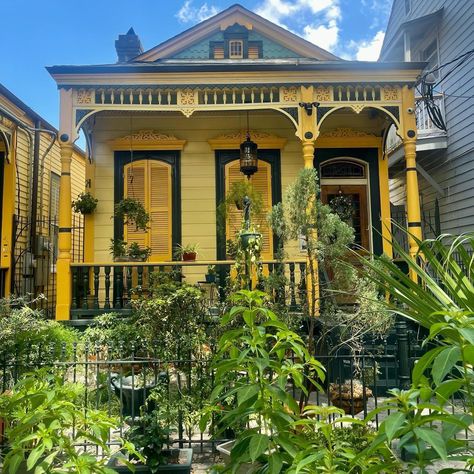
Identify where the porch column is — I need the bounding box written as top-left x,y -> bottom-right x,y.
404,137 -> 422,256
401,86 -> 423,276
56,141 -> 73,320
301,139 -> 319,316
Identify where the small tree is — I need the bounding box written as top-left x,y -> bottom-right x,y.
268,168 -> 354,353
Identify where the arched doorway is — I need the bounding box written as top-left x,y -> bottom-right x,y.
320,158 -> 371,251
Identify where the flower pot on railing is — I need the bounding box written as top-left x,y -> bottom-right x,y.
182,251 -> 196,261
239,232 -> 261,250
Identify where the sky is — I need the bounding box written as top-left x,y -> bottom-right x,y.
0,0 -> 393,130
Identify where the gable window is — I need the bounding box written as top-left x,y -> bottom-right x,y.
229,40 -> 243,59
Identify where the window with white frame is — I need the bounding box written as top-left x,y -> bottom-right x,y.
229,40 -> 243,59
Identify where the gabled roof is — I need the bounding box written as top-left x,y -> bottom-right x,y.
134,3 -> 340,62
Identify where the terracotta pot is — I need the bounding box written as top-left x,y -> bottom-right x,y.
182,252 -> 196,261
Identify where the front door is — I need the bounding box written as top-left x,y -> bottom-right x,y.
321,184 -> 370,251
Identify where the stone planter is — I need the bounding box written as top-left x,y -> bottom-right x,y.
217,441 -> 260,474
107,448 -> 193,473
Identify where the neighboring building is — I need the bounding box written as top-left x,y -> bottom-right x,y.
47,4 -> 424,321
380,0 -> 474,237
0,84 -> 85,314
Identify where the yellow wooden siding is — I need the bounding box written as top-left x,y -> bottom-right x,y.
225,160 -> 273,259
124,160 -> 172,261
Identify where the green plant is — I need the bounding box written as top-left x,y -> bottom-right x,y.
217,180 -> 265,237
288,405 -> 400,473
207,265 -> 216,275
125,404 -> 173,472
0,298 -> 78,383
132,280 -> 206,360
71,191 -> 98,214
200,290 -> 325,472
109,238 -> 128,259
173,243 -> 199,260
128,241 -> 152,261
0,370 -> 138,473
356,232 -> 474,471
268,168 -> 354,351
115,198 -> 150,231
82,312 -> 150,358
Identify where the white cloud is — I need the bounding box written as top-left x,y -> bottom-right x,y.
176,0 -> 219,24
256,0 -> 341,52
255,0 -> 299,26
303,19 -> 339,52
353,30 -> 385,61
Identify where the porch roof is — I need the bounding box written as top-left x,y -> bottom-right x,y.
47,59 -> 427,77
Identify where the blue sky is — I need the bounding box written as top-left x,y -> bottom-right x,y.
0,0 -> 392,130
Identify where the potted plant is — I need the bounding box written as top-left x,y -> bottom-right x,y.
115,198 -> 150,231
216,181 -> 265,237
110,238 -> 129,261
108,401 -> 193,473
71,191 -> 98,214
173,243 -> 198,261
128,242 -> 152,261
205,265 -> 216,283
239,227 -> 261,250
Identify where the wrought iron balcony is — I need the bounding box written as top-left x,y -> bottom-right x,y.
386,94 -> 447,161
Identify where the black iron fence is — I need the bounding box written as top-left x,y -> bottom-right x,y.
11,214 -> 84,317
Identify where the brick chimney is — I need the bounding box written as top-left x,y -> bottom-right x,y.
115,28 -> 143,63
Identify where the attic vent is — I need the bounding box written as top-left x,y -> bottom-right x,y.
214,45 -> 225,59
248,45 -> 260,59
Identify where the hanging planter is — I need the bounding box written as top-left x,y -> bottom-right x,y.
71,192 -> 98,215
239,231 -> 261,250
115,198 -> 150,231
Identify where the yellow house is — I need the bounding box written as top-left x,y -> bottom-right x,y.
47,5 -> 425,321
0,84 -> 85,316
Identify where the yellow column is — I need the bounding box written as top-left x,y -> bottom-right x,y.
56,141 -> 73,320
1,131 -> 17,296
378,147 -> 393,258
302,139 -> 315,169
401,86 -> 422,278
84,162 -> 95,263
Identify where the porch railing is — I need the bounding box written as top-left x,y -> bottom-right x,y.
70,260 -> 307,319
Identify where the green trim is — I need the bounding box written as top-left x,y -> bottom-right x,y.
215,150 -> 282,261
315,148 -> 383,256
114,151 -> 181,254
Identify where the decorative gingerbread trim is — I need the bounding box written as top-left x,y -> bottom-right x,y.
320,127 -> 376,138
208,130 -> 287,149
314,86 -> 332,102
109,129 -> 186,150
382,86 -> 399,101
76,89 -> 95,105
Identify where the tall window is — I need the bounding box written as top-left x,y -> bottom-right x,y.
123,160 -> 172,261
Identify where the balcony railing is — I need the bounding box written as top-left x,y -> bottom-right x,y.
70,260 -> 307,320
385,94 -> 446,153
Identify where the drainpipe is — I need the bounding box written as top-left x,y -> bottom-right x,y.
30,119 -> 41,255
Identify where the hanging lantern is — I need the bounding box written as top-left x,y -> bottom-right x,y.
240,111 -> 258,178
240,133 -> 258,178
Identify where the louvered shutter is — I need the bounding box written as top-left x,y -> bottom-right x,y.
149,161 -> 172,261
124,160 -> 172,262
225,160 -> 273,259
124,162 -> 147,250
